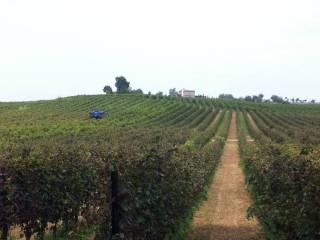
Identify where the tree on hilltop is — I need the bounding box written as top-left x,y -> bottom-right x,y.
103,85 -> 113,94
271,95 -> 285,103
219,94 -> 234,99
244,96 -> 252,101
258,94 -> 264,102
115,76 -> 130,93
155,91 -> 164,97
131,88 -> 144,94
169,88 -> 179,97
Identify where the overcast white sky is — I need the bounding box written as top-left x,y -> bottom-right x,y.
0,0 -> 319,101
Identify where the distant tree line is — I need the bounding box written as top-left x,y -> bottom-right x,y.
103,82 -> 181,98
103,78 -> 317,104
219,93 -> 317,104
219,93 -> 265,102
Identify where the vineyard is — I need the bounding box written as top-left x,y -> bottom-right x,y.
0,94 -> 320,240
238,108 -> 320,239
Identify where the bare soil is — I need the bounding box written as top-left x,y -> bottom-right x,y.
188,112 -> 264,240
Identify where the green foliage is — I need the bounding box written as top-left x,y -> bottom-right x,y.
238,108 -> 320,240
218,93 -> 234,100
103,85 -> 113,94
168,88 -> 179,97
115,76 -> 130,93
0,127 -> 228,239
0,94 -> 233,239
270,95 -> 286,103
1,94 -> 320,239
242,142 -> 320,240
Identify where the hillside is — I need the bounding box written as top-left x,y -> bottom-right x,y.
0,94 -> 320,240
1,94 -> 319,139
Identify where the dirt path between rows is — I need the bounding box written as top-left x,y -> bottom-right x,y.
188,112 -> 264,240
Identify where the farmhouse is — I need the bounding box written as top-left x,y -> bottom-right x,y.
179,89 -> 195,98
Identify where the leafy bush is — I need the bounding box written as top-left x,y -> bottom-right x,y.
242,141 -> 320,240
0,127 -> 226,239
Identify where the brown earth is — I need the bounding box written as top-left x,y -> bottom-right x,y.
188,112 -> 264,240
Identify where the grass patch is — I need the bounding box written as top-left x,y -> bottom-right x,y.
43,225 -> 99,240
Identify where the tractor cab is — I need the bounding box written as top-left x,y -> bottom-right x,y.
90,109 -> 107,119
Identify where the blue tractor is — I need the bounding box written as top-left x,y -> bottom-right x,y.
90,109 -> 107,119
